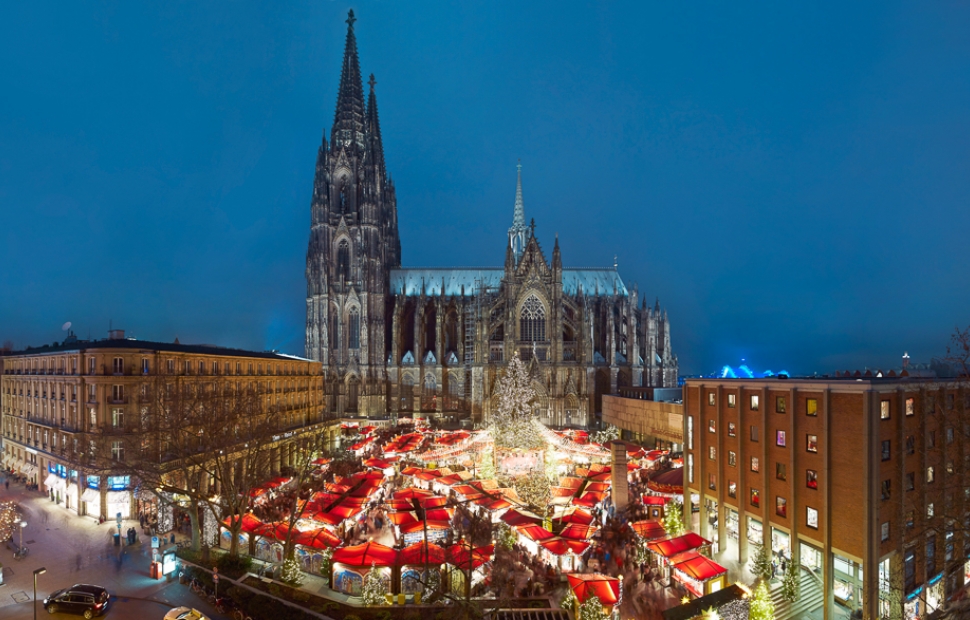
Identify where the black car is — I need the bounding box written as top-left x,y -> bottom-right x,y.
43,584 -> 110,618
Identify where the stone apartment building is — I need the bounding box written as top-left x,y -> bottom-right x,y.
683,376 -> 970,620
0,330 -> 333,521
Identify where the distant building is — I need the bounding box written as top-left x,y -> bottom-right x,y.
0,330 -> 331,521
683,376 -> 970,620
304,12 -> 678,425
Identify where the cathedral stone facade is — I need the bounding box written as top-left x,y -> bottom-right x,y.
305,13 -> 678,425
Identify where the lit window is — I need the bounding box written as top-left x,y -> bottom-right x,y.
776,396 -> 786,413
728,481 -> 737,498
928,503 -> 934,518
905,397 -> 914,416
728,422 -> 736,437
807,434 -> 818,453
776,463 -> 786,481
687,416 -> 693,450
750,489 -> 760,507
776,496 -> 787,517
751,457 -> 759,472
708,392 -> 715,406
776,430 -> 786,447
880,400 -> 890,420
727,394 -> 736,408
708,474 -> 716,491
806,469 -> 818,489
927,467 -> 935,483
806,398 -> 818,416
806,507 -> 819,529
881,522 -> 890,542
708,419 -> 716,433
687,453 -> 694,483
750,395 -> 760,410
709,446 -> 716,460
728,451 -> 736,467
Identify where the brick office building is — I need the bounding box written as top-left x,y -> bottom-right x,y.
1,330 -> 335,521
682,376 -> 970,620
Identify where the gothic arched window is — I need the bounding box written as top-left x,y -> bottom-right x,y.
422,374 -> 437,412
347,377 -> 359,413
519,295 -> 546,342
348,308 -> 360,350
337,240 -> 350,282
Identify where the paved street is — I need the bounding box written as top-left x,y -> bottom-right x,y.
0,477 -> 227,620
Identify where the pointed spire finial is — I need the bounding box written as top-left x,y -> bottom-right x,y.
346,9 -> 356,28
368,73 -> 376,92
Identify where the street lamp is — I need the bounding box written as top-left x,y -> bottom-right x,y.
33,567 -> 46,620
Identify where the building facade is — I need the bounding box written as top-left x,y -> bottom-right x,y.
305,12 -> 678,425
0,330 -> 331,521
683,377 -> 970,620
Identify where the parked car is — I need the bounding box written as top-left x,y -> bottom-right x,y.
163,607 -> 209,620
42,584 -> 110,618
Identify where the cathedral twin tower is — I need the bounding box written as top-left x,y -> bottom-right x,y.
306,12 -> 677,424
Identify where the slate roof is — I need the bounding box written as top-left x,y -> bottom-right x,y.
389,267 -> 628,297
11,338 -> 313,362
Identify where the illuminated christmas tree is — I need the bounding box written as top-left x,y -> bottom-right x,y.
748,580 -> 774,620
662,501 -> 685,537
362,563 -> 388,606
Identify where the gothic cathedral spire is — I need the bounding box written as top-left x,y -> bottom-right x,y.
508,161 -> 529,263
333,10 -> 365,144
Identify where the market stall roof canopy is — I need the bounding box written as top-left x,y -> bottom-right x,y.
566,573 -> 621,606
559,523 -> 598,541
332,542 -> 399,567
400,541 -> 446,565
646,532 -> 711,558
630,520 -> 668,540
553,507 -> 593,525
447,543 -> 495,570
540,537 -> 591,556
222,513 -> 264,534
501,508 -> 544,527
292,528 -> 342,549
646,467 -> 684,494
669,551 -> 728,581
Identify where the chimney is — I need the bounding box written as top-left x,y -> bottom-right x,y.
108,329 -> 125,340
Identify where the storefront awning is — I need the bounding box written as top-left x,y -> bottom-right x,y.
81,488 -> 100,504
670,552 -> 727,582
567,573 -> 620,606
106,490 -> 130,505
647,532 -> 710,558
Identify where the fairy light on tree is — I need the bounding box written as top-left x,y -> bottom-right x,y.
662,500 -> 686,537
577,593 -> 609,620
362,562 -> 388,606
748,580 -> 775,620
750,543 -> 774,584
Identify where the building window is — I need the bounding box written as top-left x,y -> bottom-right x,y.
905,397 -> 914,416
881,522 -> 890,542
750,395 -> 760,410
806,434 -> 818,453
776,430 -> 786,447
881,440 -> 891,461
728,451 -> 736,467
906,472 -> 915,491
927,503 -> 934,518
776,463 -> 787,481
141,359 -> 149,374
709,446 -> 716,460
776,396 -> 786,413
708,392 -> 715,406
687,453 -> 694,484
519,295 -> 546,342
806,507 -> 819,529
348,308 -> 361,349
946,427 -> 954,444
728,481 -> 737,498
112,357 -> 124,374
750,425 -> 759,442
708,474 -> 716,491
111,408 -> 124,428
927,467 -> 935,483
111,441 -> 124,462
905,511 -> 914,529
337,240 -> 351,281
947,460 -> 954,475
881,479 -> 891,500
727,394 -> 736,408
167,359 -> 175,374
112,385 -> 125,402
880,400 -> 890,420
687,416 -> 693,450
928,430 -> 936,449
806,398 -> 818,416
708,419 -> 716,433
776,496 -> 787,518
806,469 -> 818,489
905,435 -> 915,454
751,457 -> 759,472
728,422 -> 736,437
750,489 -> 760,507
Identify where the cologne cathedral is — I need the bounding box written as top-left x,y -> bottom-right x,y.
305,12 -> 678,425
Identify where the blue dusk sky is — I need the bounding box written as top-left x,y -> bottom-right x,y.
1,1 -> 968,376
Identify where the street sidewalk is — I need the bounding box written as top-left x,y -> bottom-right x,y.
0,476 -> 226,618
